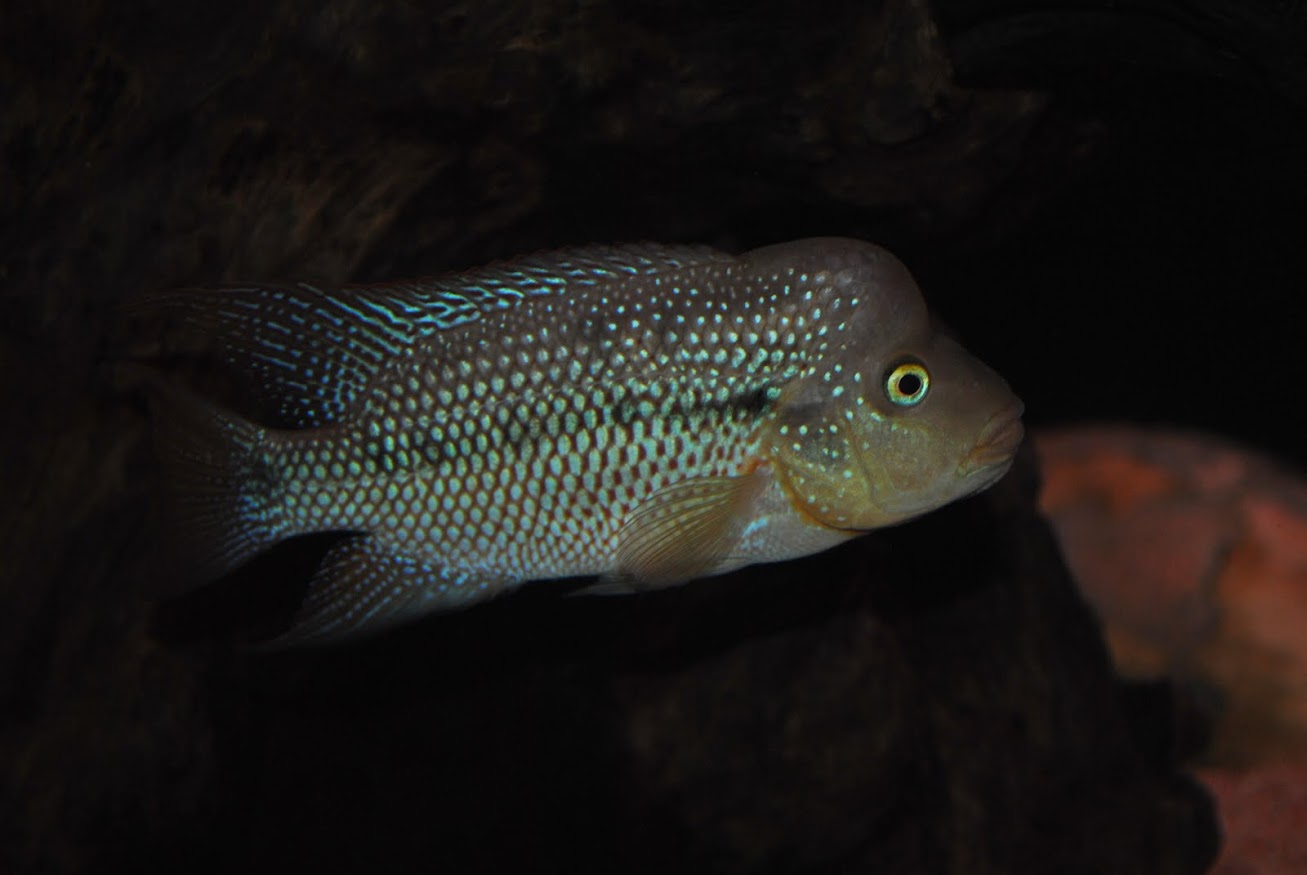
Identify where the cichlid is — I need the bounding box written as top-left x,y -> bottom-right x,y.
141,238 -> 1024,644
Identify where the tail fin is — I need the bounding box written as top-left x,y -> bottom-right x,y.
142,375 -> 282,589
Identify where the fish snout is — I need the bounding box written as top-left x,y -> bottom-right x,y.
961,402 -> 1025,473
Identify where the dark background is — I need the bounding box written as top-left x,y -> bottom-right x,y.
3,0 -> 1304,872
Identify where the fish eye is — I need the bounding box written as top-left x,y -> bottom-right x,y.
884,361 -> 929,406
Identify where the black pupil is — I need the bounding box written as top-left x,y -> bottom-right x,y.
896,372 -> 922,397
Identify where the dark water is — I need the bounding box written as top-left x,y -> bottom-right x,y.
5,1 -> 1303,873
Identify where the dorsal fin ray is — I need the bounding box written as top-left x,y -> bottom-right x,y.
136,283 -> 430,429
136,243 -> 732,428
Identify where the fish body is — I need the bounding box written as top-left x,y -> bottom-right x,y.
144,238 -> 1023,644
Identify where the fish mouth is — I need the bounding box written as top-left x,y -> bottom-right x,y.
960,401 -> 1026,473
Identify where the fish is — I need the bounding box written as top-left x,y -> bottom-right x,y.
138,238 -> 1024,645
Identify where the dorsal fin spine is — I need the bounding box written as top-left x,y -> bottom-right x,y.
140,242 -> 736,428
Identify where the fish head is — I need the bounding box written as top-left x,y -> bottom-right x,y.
761,243 -> 1024,532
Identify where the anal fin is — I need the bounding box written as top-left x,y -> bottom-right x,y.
264,536 -> 502,647
615,468 -> 769,590
566,580 -> 639,598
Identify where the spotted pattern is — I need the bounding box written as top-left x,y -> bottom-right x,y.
263,257 -> 857,599
145,237 -> 1030,643
152,244 -> 734,428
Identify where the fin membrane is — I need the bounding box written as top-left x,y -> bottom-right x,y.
134,283 -> 427,428
615,470 -> 767,589
144,374 -> 278,589
132,244 -> 733,429
566,580 -> 639,598
455,243 -> 733,297
266,536 -> 502,647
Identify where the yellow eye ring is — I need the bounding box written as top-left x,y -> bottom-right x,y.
884,361 -> 929,406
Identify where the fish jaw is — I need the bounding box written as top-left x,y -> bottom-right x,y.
960,401 -> 1026,474
948,400 -> 1025,498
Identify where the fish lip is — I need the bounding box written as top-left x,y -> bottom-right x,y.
962,401 -> 1026,472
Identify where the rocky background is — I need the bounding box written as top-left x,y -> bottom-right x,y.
1039,427 -> 1307,874
4,0 -> 1305,872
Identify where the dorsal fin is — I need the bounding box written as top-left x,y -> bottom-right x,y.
136,282 -> 432,428
136,243 -> 732,428
396,242 -> 733,316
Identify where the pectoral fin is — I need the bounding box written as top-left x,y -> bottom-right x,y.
615,468 -> 768,589
264,536 -> 502,647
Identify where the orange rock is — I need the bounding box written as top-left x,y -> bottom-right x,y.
1201,762 -> 1307,875
1035,426 -> 1307,768
1038,426 -> 1307,874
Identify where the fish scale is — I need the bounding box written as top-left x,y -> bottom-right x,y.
141,238 -> 1025,644
278,261 -> 815,569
